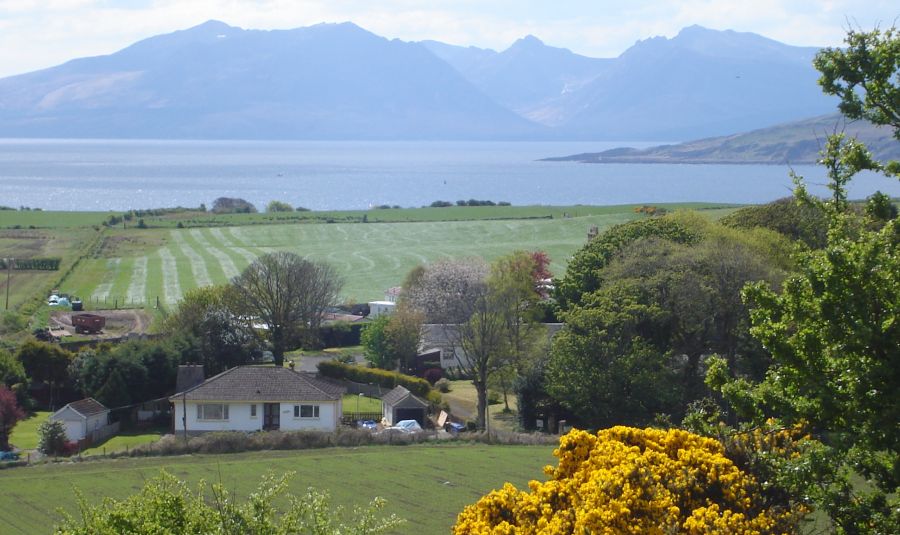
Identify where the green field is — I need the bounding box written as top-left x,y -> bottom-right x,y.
63,211 -> 644,306
2,203 -> 739,315
0,444 -> 554,534
8,411 -> 50,450
343,394 -> 383,414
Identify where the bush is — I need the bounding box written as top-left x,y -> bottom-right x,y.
266,200 -> 294,213
422,367 -> 443,385
54,471 -> 404,534
317,360 -> 431,397
37,419 -> 68,456
435,378 -> 451,393
453,427 -> 803,533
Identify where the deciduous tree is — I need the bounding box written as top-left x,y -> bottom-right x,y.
0,385 -> 24,450
229,252 -> 343,366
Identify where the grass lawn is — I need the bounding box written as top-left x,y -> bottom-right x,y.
443,381 -> 518,433
342,394 -> 382,415
80,428 -> 166,456
9,411 -> 50,451
0,443 -> 555,534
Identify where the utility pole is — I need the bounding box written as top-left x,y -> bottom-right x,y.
4,258 -> 11,310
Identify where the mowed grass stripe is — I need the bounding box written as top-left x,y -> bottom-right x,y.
91,258 -> 120,300
143,253 -> 164,307
0,444 -> 554,535
191,228 -> 241,280
125,256 -> 148,303
158,247 -> 182,305
209,227 -> 257,265
171,230 -> 212,288
227,227 -> 273,257
181,229 -> 229,284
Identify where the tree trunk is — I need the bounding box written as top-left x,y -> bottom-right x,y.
475,380 -> 488,431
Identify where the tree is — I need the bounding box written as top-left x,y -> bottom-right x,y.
266,200 -> 294,213
211,197 -> 257,214
16,340 -> 72,409
0,385 -> 24,450
37,418 -> 68,455
709,26 -> 900,533
55,471 -> 403,535
0,348 -> 25,387
454,427 -> 802,534
383,303 -> 424,373
166,286 -> 261,375
361,314 -> 393,369
229,252 -> 343,366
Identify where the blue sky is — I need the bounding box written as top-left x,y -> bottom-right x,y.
0,0 -> 896,78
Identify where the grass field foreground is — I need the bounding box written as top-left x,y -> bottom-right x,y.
8,411 -> 50,451
0,443 -> 554,534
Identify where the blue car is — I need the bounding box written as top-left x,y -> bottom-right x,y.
357,420 -> 378,431
0,451 -> 20,461
444,422 -> 466,434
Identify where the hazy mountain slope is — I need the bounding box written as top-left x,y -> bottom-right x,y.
0,20 -> 542,140
543,114 -> 900,164
422,36 -> 609,124
552,26 -> 837,140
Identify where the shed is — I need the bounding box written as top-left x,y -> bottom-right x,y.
381,386 -> 428,426
50,398 -> 110,442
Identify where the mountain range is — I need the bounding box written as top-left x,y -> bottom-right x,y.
543,114 -> 900,165
0,20 -> 844,140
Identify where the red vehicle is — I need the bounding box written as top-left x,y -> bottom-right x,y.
72,313 -> 105,334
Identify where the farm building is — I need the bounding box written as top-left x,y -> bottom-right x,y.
381,386 -> 428,427
169,366 -> 345,435
50,398 -> 110,442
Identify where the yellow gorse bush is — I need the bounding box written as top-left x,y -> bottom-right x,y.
454,426 -> 800,534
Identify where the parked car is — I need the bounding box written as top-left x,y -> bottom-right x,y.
0,451 -> 20,461
357,420 -> 378,431
444,421 -> 466,435
47,295 -> 59,306
386,419 -> 423,434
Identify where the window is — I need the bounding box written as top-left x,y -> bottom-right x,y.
196,404 -> 229,420
294,404 -> 320,418
250,404 -> 257,417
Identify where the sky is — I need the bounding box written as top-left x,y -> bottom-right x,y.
0,0 -> 897,78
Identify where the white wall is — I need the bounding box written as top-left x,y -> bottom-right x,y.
51,406 -> 86,441
368,301 -> 395,318
172,400 -> 340,433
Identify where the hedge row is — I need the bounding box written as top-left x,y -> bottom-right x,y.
317,360 -> 431,398
0,258 -> 61,270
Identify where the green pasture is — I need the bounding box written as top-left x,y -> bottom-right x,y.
9,411 -> 50,451
0,210 -> 110,229
342,394 -> 383,414
62,209 -> 645,306
0,443 -> 555,534
80,428 -> 166,456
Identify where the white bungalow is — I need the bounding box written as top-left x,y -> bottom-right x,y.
50,398 -> 110,442
169,366 -> 345,435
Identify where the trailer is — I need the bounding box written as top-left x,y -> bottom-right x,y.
72,313 -> 105,334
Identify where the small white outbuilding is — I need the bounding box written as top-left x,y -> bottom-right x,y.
49,398 -> 110,442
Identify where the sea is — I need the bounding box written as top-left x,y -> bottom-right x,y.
1,139 -> 898,211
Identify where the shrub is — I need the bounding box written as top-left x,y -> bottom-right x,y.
454,427 -> 803,534
54,471 -> 404,534
37,419 -> 68,456
422,367 -> 443,385
317,360 -> 431,397
435,378 -> 451,393
266,200 -> 294,213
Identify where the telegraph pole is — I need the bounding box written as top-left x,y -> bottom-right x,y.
4,258 -> 11,310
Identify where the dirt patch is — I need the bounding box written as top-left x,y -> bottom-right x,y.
50,309 -> 152,339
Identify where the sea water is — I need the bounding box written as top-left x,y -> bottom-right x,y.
1,139 -> 897,211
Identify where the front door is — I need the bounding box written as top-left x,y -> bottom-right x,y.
263,403 -> 280,430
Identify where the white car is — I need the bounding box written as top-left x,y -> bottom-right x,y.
47,296 -> 59,306
386,419 -> 423,434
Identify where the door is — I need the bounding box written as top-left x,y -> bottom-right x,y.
263,403 -> 280,430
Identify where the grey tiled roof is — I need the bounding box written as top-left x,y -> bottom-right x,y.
171,366 -> 344,402
67,398 -> 109,417
381,386 -> 428,408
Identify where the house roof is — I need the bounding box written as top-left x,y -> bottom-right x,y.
381,386 -> 428,409
170,366 -> 344,402
62,398 -> 109,418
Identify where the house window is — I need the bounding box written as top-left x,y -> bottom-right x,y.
196,404 -> 229,420
294,404 -> 320,418
250,404 -> 257,417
